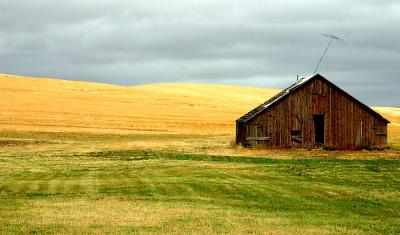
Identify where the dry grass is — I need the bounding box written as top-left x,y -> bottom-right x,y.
20,199 -> 356,234
0,73 -> 278,135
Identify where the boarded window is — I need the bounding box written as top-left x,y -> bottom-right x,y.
248,124 -> 263,137
291,130 -> 302,144
291,130 -> 301,137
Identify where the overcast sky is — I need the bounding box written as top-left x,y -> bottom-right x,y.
0,0 -> 399,106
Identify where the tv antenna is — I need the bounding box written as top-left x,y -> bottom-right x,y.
313,33 -> 344,74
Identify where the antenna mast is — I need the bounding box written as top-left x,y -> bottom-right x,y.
313,34 -> 344,74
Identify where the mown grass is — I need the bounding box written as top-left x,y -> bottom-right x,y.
1,149 -> 399,234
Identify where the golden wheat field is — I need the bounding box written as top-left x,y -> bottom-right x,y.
0,73 -> 399,149
0,73 -> 279,135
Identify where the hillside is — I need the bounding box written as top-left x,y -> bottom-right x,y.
0,74 -> 279,135
0,73 -> 398,143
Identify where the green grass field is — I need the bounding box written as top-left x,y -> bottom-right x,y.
1,132 -> 400,234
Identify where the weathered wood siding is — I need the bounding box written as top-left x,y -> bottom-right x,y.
238,77 -> 388,149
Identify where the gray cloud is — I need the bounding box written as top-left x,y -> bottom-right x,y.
0,0 -> 399,106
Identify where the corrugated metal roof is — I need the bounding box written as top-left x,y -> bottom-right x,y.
236,74 -> 390,123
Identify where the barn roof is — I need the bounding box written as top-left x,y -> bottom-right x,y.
236,74 -> 390,123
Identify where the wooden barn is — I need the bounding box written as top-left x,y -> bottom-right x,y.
236,74 -> 390,150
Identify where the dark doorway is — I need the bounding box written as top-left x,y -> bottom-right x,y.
313,115 -> 324,145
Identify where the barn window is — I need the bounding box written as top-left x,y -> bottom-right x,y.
248,124 -> 263,137
291,130 -> 301,137
375,132 -> 387,136
245,124 -> 270,148
290,130 -> 302,144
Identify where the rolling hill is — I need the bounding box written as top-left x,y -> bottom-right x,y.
0,73 -> 279,135
0,73 -> 398,143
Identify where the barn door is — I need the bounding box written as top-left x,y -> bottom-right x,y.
313,115 -> 324,145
